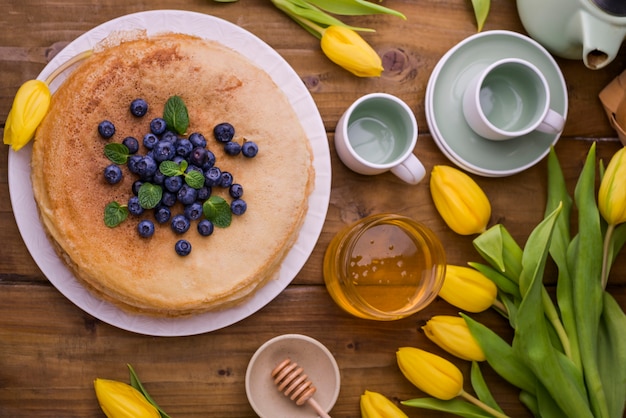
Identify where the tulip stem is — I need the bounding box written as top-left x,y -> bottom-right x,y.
600,223 -> 614,290
44,50 -> 93,86
491,298 -> 507,315
460,390 -> 510,418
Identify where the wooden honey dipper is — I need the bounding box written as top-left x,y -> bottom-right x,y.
271,358 -> 332,418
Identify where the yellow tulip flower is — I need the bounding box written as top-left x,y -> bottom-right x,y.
598,146 -> 626,226
396,347 -> 463,400
422,315 -> 486,361
94,379 -> 160,418
438,265 -> 497,313
430,165 -> 491,235
321,26 -> 383,77
3,80 -> 51,151
360,390 -> 409,418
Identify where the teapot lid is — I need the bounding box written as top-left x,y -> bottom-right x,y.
592,0 -> 626,16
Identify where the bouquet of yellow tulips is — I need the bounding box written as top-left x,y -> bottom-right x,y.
367,145 -> 626,418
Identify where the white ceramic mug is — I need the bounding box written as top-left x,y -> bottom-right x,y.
334,93 -> 425,185
462,58 -> 566,141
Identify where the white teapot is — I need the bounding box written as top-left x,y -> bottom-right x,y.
517,0 -> 626,69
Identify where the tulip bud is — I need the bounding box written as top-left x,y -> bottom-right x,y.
3,79 -> 51,151
94,378 -> 160,418
320,26 -> 383,77
396,347 -> 463,400
430,165 -> 491,235
360,390 -> 409,418
422,315 -> 486,361
598,147 -> 626,226
438,265 -> 497,313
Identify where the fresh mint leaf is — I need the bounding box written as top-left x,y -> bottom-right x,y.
179,159 -> 188,173
185,170 -> 205,189
159,160 -> 182,177
104,143 -> 130,164
163,95 -> 189,135
104,201 -> 128,227
203,196 -> 232,228
138,183 -> 163,209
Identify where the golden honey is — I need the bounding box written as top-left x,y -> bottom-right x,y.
323,214 -> 446,320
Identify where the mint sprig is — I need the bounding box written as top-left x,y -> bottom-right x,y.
138,183 -> 163,209
104,202 -> 128,227
159,160 -> 205,189
163,95 -> 189,135
202,196 -> 232,228
104,143 -> 130,164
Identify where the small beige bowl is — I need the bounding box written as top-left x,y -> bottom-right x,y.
245,334 -> 340,417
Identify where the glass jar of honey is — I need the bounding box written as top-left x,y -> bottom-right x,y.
323,213 -> 446,320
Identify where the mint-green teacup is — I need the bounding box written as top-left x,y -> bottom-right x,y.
462,58 -> 565,141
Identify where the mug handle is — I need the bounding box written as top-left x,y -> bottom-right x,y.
390,154 -> 426,185
536,108 -> 565,135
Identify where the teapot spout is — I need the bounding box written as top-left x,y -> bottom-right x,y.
580,12 -> 626,69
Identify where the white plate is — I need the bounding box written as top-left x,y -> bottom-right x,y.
8,10 -> 331,336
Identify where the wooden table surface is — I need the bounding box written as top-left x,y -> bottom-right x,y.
1,0 -> 625,416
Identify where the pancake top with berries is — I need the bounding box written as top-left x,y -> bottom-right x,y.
31,32 -> 314,316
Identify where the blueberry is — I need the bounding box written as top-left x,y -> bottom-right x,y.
229,183 -> 244,199
164,176 -> 184,193
175,138 -> 193,157
204,167 -> 222,186
154,205 -> 171,224
150,118 -> 167,135
189,147 -> 208,166
143,133 -> 159,150
175,239 -> 192,256
189,132 -> 207,148
219,171 -> 233,188
172,155 -> 185,165
171,214 -> 191,234
202,151 -> 216,170
184,202 -> 203,220
161,131 -> 178,143
128,196 -> 144,216
152,170 -> 166,185
231,198 -> 247,215
177,184 -> 198,206
128,155 -> 142,174
197,219 -> 214,237
197,186 -> 212,201
98,120 -> 115,139
132,180 -> 143,196
104,164 -> 123,184
136,155 -> 158,179
242,141 -> 259,158
153,140 -> 175,162
224,141 -> 241,156
213,122 -> 235,143
185,164 -> 203,176
137,220 -> 155,238
130,98 -> 148,117
122,136 -> 140,154
161,191 -> 177,207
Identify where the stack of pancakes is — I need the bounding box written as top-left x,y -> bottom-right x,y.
31,33 -> 314,316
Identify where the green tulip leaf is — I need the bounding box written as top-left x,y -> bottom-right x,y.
305,0 -> 406,19
462,313 -> 536,394
598,292 -> 626,418
127,364 -> 171,418
468,261 -> 520,299
470,362 -> 504,413
569,143 -> 609,418
402,397 -> 492,417
610,222 -> 626,265
473,224 -> 523,282
513,205 -> 595,418
470,0 -> 490,32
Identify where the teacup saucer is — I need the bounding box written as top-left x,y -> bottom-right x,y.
425,30 -> 568,177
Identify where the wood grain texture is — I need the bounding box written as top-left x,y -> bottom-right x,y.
1,0 -> 625,416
